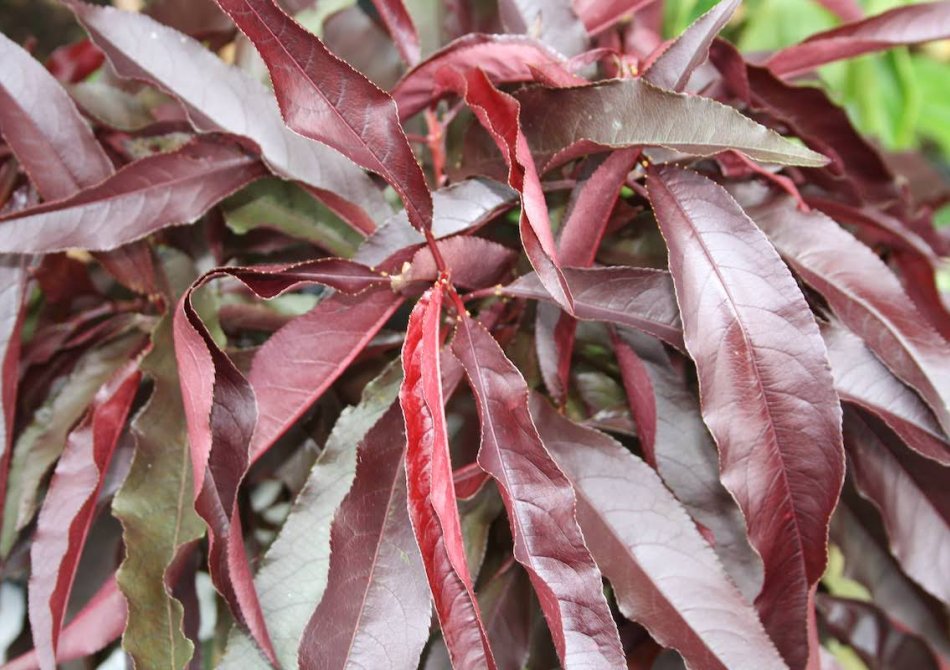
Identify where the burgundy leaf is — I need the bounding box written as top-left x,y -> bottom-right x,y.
642,0 -> 740,92
498,0 -> 589,56
844,410 -> 950,604
66,0 -> 390,232
392,35 -> 574,120
369,0 -> 421,65
531,397 -> 788,670
0,137 -> 266,253
573,0 -> 656,35
513,78 -> 828,170
767,1 -> 950,77
213,0 -> 433,233
478,562 -> 533,670
750,197 -> 950,437
436,67 -> 574,312
817,594 -> 943,670
503,267 -> 684,350
27,360 -> 141,670
405,236 -> 517,289
647,165 -> 844,669
610,332 -> 658,467
298,404 -> 431,669
401,284 -> 496,669
451,315 -> 625,668
0,32 -> 112,201
821,320 -> 950,466
534,302 -> 575,405
5,576 -> 126,670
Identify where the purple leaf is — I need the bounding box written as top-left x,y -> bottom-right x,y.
573,0 -> 657,35
369,0 -> 421,65
647,165 -> 844,669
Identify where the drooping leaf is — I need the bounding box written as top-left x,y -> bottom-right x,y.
843,409 -> 950,604
513,78 -> 828,169
821,320 -> 950,466
642,0 -> 740,92
401,284 -> 496,669
66,0 -> 390,232
766,1 -> 950,78
213,0 -> 433,232
0,137 -> 266,254
647,165 -> 844,669
220,363 -> 403,669
298,404 -> 431,669
112,317 -> 207,670
503,267 -> 684,350
498,0 -> 589,56
750,197 -> 950,437
451,315 -> 625,668
28,359 -> 141,670
531,397 -> 789,670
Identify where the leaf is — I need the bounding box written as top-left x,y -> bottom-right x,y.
647,165 -> 844,669
28,359 -> 141,670
750,197 -> 950,437
298,403 -> 431,669
477,562 -> 534,670
213,0 -> 433,232
0,258 -> 28,538
405,236 -> 518,289
401,284 -> 496,669
369,0 -> 421,64
222,178 -> 364,258
573,0 -> 656,35
498,0 -> 589,56
817,594 -> 943,670
503,267 -> 684,350
220,363 -> 403,669
66,0 -> 390,232
112,317 -> 207,670
610,332 -> 658,467
0,137 -> 266,254
643,0 -> 740,92
843,409 -> 950,605
766,1 -> 950,78
4,576 -> 126,670
530,397 -> 789,670
513,78 -> 828,169
450,315 -> 625,668
0,32 -> 112,201
392,34 -> 572,120
821,320 -> 950,466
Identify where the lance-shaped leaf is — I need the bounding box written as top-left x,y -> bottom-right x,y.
112,317 -> 207,670
817,594 -> 943,670
513,78 -> 828,169
647,166 -> 844,669
503,267 -> 684,350
298,404 -> 431,669
573,0 -> 655,35
642,0 -> 740,92
392,35 -> 572,120
66,0 -> 389,232
369,0 -> 420,64
220,364 -> 403,669
0,32 -> 112,201
213,0 -> 433,232
843,410 -> 950,604
766,1 -> 950,78
821,320 -> 950,466
530,397 -> 788,670
0,137 -> 266,254
451,315 -> 625,668
436,67 -> 574,312
5,576 -> 126,670
750,197 -> 950,437
28,359 -> 141,670
401,285 -> 496,669
498,0 -> 588,56
611,333 -> 658,467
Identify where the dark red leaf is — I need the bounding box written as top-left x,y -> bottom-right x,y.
5,575 -> 126,670
27,360 -> 141,670
298,404 -> 431,669
642,0 -> 740,92
369,0 -> 421,65
0,137 -> 266,253
647,165 -> 844,669
750,197 -> 950,437
478,562 -> 533,670
401,284 -> 496,669
405,236 -> 517,289
574,0 -> 656,35
213,0 -> 433,232
533,302 -> 575,405
44,39 -> 105,85
503,267 -> 684,350
532,398 -> 788,669
451,315 -> 625,668
766,1 -> 950,77
0,32 -> 112,201
610,332 -> 658,467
